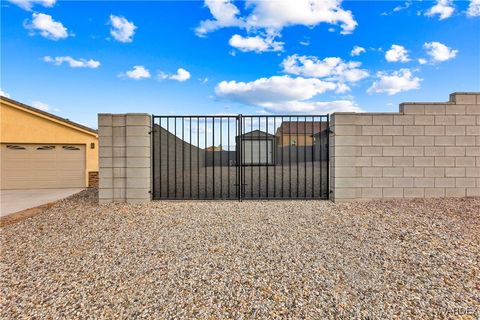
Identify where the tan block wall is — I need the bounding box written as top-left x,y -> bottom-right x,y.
330,92 -> 480,201
98,113 -> 151,204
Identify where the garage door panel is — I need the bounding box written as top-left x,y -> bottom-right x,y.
1,144 -> 86,189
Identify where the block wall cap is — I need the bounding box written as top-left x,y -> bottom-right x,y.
331,112 -> 399,115
99,113 -> 151,116
399,102 -> 452,105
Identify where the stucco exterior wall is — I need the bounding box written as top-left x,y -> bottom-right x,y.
330,93 -> 480,201
0,99 -> 98,186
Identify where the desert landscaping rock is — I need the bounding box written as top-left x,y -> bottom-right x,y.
1,189 -> 479,319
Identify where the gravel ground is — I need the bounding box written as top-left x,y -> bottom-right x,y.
1,189 -> 479,319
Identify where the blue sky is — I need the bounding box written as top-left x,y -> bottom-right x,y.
1,0 -> 479,129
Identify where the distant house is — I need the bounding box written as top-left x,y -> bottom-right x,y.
237,130 -> 275,165
276,121 -> 328,147
205,145 -> 223,152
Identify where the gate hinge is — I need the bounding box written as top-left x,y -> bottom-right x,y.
148,131 -> 152,134
327,128 -> 334,135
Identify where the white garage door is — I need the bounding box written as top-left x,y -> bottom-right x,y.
242,140 -> 273,165
1,144 -> 86,189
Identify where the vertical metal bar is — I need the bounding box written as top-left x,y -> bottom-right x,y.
258,117 -> 261,198
273,117 -> 276,198
312,116 -> 315,198
304,117 -> 307,198
296,117 -> 299,198
326,115 -> 330,199
220,117 -> 223,198
167,118 -> 170,198
228,117 -> 230,198
266,116 -> 269,198
182,118 -> 185,199
289,116 -> 292,198
250,117 -> 253,198
197,117 -> 200,199
156,117 -> 160,199
242,116 -> 245,200
190,117 -> 192,198
281,117 -> 284,199
212,117 -> 215,199
238,114 -> 243,201
320,116 -> 323,198
204,117 -> 207,199
235,116 -> 238,199
175,118 -> 178,198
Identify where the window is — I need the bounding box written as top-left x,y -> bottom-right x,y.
62,146 -> 80,151
37,145 -> 55,150
6,145 -> 26,150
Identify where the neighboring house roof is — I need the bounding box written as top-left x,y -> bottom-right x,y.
276,121 -> 328,135
205,145 -> 223,151
240,129 -> 275,139
0,96 -> 97,136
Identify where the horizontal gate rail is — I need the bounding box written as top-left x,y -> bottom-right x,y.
152,114 -> 329,201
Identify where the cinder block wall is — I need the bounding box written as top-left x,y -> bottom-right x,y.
98,113 -> 151,203
330,92 -> 480,201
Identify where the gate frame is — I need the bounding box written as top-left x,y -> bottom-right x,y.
152,114 -> 330,201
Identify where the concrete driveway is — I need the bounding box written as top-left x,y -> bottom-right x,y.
0,188 -> 84,217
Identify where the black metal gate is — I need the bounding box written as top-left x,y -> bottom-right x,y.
152,115 -> 329,200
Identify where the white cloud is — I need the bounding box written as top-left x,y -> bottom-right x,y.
215,75 -> 361,113
261,100 -> 363,114
158,68 -> 191,82
31,101 -> 59,112
367,69 -> 422,95
385,44 -> 410,62
299,40 -> 310,46
467,0 -> 480,16
425,0 -> 455,20
25,13 -> 69,40
228,34 -> 284,52
8,0 -> 55,11
195,0 -> 243,36
196,0 -> 357,36
393,1 -> 412,12
423,41 -> 458,62
0,89 -> 10,98
215,75 -> 338,105
281,54 -> 369,83
32,101 -> 49,111
350,46 -> 366,56
44,56 -> 100,68
418,58 -> 428,65
109,15 -> 136,43
244,0 -> 358,35
170,68 -> 191,82
121,66 -> 151,80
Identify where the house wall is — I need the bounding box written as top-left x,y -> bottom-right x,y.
98,114 -> 151,203
277,135 -> 314,147
1,99 -> 98,187
330,93 -> 480,201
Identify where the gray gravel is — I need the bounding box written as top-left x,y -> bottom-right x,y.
1,189 -> 479,319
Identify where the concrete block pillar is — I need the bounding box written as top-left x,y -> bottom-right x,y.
98,113 -> 151,204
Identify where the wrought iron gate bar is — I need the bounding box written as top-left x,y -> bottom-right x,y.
152,114 -> 329,200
